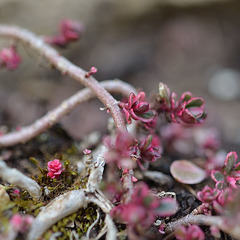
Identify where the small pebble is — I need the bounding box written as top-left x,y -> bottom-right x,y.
209,68 -> 240,100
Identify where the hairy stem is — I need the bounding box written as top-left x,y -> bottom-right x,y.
0,80 -> 136,147
0,25 -> 126,132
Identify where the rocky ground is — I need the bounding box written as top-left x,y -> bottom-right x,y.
0,0 -> 240,148
0,1 -> 240,239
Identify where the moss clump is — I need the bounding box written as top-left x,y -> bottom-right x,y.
32,157 -> 78,201
42,204 -> 100,240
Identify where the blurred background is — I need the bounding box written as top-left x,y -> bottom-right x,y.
0,0 -> 239,151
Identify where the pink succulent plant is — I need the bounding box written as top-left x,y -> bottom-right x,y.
197,186 -> 220,204
211,151 -> 240,189
175,225 -> 205,240
119,92 -> 155,124
104,131 -> 136,169
0,46 -> 21,70
13,188 -> 20,196
111,183 -> 178,227
47,159 -> 63,179
130,135 -> 162,170
157,82 -> 206,124
10,214 -> 34,233
212,187 -> 233,214
45,19 -> 84,47
85,66 -> 98,78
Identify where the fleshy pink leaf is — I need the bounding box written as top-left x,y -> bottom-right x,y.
224,151 -> 238,174
159,82 -> 170,103
211,170 -> 225,183
186,97 -> 204,108
180,109 -> 197,124
170,160 -> 206,184
180,91 -> 193,102
142,135 -> 153,151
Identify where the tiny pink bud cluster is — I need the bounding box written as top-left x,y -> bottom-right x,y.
175,225 -> 205,240
10,214 -> 34,233
198,186 -> 233,215
13,188 -> 20,196
119,92 -> 155,125
0,46 -> 21,70
130,135 -> 162,170
85,66 -> 98,78
45,19 -> 84,47
47,159 -> 63,179
83,149 -> 92,155
157,82 -> 206,124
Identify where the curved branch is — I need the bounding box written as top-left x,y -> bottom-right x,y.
165,213 -> 240,239
0,24 -> 135,204
0,80 -> 136,147
27,190 -> 87,240
0,25 -> 127,132
27,189 -> 114,240
0,160 -> 41,200
105,214 -> 117,240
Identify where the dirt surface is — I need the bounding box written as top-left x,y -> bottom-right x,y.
0,2 -> 240,238
0,1 -> 240,153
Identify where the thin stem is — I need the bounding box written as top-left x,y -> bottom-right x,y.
0,24 -> 135,203
0,159 -> 41,200
122,168 -> 134,203
165,213 -> 240,239
0,25 -> 126,132
0,80 -> 136,147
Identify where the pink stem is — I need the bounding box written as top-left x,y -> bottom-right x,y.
0,25 -> 135,202
0,24 -> 126,132
0,80 -> 136,147
165,213 -> 240,239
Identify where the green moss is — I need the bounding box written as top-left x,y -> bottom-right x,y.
42,204 -> 99,240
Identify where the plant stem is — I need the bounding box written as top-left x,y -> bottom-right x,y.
0,25 -> 127,132
0,159 -> 41,200
0,80 -> 136,147
0,24 -> 135,203
165,213 -> 240,239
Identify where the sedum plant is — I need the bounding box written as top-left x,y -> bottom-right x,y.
0,19 -> 239,240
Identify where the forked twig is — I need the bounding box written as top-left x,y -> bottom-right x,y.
0,24 -> 126,132
0,80 -> 136,147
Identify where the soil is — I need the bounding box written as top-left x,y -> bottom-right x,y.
0,124 -> 236,240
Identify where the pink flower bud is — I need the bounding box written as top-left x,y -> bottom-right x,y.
197,186 -> 220,203
83,149 -> 92,155
10,214 -> 34,233
0,46 -> 21,70
131,176 -> 138,182
45,19 -> 84,47
10,214 -> 23,231
85,66 -> 98,78
60,19 -> 84,41
119,92 -> 155,124
13,189 -> 20,196
47,159 -> 63,179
